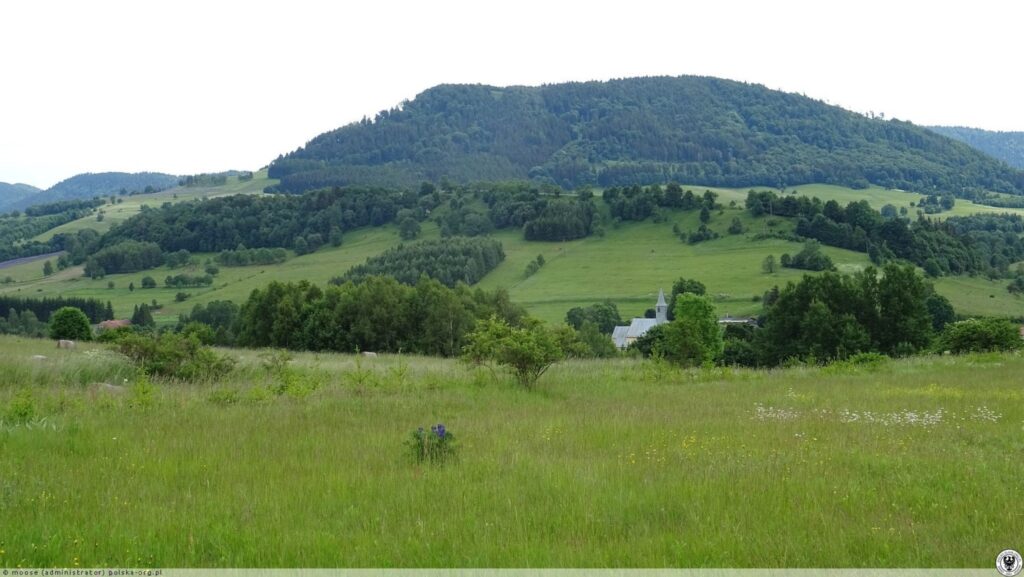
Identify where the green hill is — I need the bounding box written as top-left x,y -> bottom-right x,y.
5,171 -> 180,212
0,181 -> 41,211
269,76 -> 1024,197
928,125 -> 1024,169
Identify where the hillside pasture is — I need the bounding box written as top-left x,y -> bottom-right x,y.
31,171 -> 276,242
3,180 -> 1022,324
0,223 -> 433,323
479,210 -> 872,322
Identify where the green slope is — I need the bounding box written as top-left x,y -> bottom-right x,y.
929,125 -> 1024,170
7,171 -> 181,212
0,181 -> 42,211
31,170 -> 275,242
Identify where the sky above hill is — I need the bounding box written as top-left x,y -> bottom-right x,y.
1,0 -> 1021,189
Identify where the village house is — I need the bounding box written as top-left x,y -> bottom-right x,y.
97,319 -> 131,331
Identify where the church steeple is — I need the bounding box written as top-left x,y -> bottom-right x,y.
655,288 -> 668,323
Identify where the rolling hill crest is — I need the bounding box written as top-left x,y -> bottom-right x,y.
269,76 -> 1024,196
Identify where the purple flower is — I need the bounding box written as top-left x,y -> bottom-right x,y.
436,424 -> 446,439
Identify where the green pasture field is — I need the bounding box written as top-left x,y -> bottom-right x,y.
478,209 -> 872,322
0,334 -> 1020,567
932,275 -> 1024,318
674,183 -> 1024,219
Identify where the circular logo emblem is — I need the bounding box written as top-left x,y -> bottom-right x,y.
998,550 -> 1023,577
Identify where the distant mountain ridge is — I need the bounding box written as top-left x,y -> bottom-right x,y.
927,126 -> 1024,170
1,172 -> 179,212
0,182 -> 42,209
269,76 -> 1024,196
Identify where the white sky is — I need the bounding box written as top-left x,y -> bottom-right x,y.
1,0 -> 1022,189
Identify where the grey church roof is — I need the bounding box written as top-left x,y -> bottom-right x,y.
626,318 -> 660,339
611,326 -> 629,349
656,288 -> 667,307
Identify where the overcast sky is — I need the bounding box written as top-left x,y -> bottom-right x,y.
2,0 -> 1021,189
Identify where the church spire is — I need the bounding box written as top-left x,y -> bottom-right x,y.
655,288 -> 668,323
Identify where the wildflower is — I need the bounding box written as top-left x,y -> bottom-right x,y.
436,424 -> 446,439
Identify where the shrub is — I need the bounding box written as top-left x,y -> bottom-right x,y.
208,387 -> 241,406
462,317 -> 563,388
5,390 -> 36,424
406,424 -> 457,464
937,318 -> 1023,354
663,294 -> 724,366
114,333 -> 235,381
49,306 -> 93,341
97,326 -> 134,343
180,321 -> 215,345
128,375 -> 156,409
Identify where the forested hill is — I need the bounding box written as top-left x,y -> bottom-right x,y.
4,172 -> 179,212
0,182 -> 41,211
269,76 -> 1024,197
928,126 -> 1024,170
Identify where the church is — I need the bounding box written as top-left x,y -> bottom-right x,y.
611,289 -> 669,350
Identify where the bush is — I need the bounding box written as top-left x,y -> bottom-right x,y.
663,294 -> 724,366
114,332 -> 235,381
5,390 -> 36,424
406,424 -> 457,464
97,326 -> 134,343
937,318 -> 1023,354
462,317 -> 563,388
208,387 -> 241,406
49,306 -> 93,341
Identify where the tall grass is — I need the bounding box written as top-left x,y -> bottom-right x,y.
0,335 -> 1021,567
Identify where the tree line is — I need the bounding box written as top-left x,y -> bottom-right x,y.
334,237 -> 504,288
603,184 -> 717,221
0,295 -> 113,325
235,276 -> 528,356
747,190 -> 1024,278
0,201 -> 103,262
629,264 -> 992,367
101,186 -> 431,254
215,247 -> 289,267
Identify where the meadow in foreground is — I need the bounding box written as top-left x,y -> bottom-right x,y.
0,334 -> 1021,567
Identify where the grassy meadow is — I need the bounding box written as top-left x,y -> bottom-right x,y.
0,334 -> 1021,567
